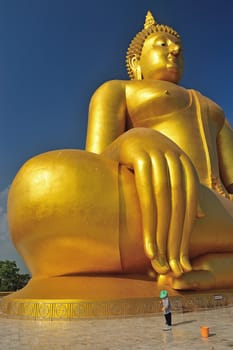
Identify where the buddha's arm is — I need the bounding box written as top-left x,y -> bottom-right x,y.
85,80 -> 127,154
85,81 -> 200,277
103,128 -> 200,277
217,119 -> 233,193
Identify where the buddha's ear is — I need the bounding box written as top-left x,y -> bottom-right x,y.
129,55 -> 143,80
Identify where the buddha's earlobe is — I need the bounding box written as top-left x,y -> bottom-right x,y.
135,65 -> 143,80
129,55 -> 143,80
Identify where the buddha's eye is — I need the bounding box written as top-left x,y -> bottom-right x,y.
155,41 -> 166,47
153,38 -> 167,47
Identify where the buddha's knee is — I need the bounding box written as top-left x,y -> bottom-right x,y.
8,149 -> 121,276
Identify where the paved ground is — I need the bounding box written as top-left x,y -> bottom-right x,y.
0,306 -> 232,349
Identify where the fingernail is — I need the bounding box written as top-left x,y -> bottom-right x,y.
151,259 -> 169,274
169,259 -> 183,277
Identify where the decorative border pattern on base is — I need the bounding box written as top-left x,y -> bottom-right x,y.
1,291 -> 233,320
1,297 -> 162,320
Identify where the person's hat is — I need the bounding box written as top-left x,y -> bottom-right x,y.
160,290 -> 168,299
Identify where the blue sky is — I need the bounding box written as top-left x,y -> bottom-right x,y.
0,0 -> 233,272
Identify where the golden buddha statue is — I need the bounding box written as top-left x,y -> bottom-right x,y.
5,11 -> 233,309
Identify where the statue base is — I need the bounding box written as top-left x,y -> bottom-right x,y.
1,275 -> 233,320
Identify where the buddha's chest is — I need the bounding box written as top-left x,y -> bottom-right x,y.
126,81 -> 190,125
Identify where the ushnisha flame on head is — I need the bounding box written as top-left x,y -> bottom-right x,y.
126,11 -> 181,79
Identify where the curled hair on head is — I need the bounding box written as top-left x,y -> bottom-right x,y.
126,11 -> 180,79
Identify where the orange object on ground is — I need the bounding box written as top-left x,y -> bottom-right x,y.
200,326 -> 209,338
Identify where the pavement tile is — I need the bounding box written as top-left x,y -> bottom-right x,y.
0,307 -> 232,349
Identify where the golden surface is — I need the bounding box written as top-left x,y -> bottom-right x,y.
1,276 -> 233,319
4,11 -> 233,317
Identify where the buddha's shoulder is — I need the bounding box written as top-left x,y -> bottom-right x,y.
89,80 -> 127,101
95,80 -> 127,92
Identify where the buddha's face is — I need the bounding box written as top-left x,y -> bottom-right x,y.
139,32 -> 184,83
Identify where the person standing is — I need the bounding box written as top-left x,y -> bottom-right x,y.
160,290 -> 172,330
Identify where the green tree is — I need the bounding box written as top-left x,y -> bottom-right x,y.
0,260 -> 30,291
16,272 -> 31,290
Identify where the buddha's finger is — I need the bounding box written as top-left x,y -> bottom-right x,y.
179,154 -> 198,272
134,152 -> 157,260
150,151 -> 170,274
165,151 -> 186,277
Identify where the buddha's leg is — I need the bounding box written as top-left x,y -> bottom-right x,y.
169,185 -> 233,290
8,149 -> 149,278
8,149 -> 233,288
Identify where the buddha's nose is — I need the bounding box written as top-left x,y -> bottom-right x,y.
170,44 -> 181,56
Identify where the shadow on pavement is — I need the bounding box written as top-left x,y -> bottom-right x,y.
172,320 -> 197,326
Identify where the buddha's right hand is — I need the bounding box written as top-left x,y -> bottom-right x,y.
102,128 -> 200,277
